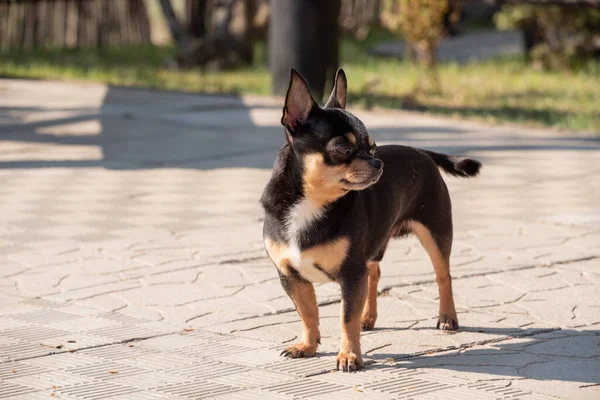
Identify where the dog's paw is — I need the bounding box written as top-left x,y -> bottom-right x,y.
280,342 -> 317,358
336,351 -> 364,372
436,314 -> 459,331
360,313 -> 377,331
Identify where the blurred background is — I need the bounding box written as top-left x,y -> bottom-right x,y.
0,0 -> 598,133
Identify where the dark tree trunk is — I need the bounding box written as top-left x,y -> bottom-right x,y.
522,18 -> 544,60
187,0 -> 207,38
76,0 -> 86,48
159,0 -> 189,46
241,0 -> 257,64
269,0 -> 342,100
23,2 -> 36,48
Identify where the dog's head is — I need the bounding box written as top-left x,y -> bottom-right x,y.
281,68 -> 383,205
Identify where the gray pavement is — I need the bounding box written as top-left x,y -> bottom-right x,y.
369,30 -> 522,63
0,78 -> 599,400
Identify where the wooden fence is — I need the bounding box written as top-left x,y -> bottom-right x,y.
0,0 -> 152,50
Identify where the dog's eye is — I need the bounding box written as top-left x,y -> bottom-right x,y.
337,144 -> 351,156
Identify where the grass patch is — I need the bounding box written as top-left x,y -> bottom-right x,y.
0,45 -> 271,95
1,40 -> 598,132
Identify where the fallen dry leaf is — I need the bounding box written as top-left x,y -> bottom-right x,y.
108,370 -> 119,374
11,369 -> 16,373
51,385 -> 60,389
128,344 -> 134,348
183,328 -> 195,332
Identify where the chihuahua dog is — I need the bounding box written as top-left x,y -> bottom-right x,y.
261,69 -> 481,372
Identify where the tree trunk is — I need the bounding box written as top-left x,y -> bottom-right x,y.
187,0 -> 207,38
137,0 -> 152,44
241,0 -> 257,64
159,0 -> 189,46
269,0 -> 342,100
522,17 -> 544,61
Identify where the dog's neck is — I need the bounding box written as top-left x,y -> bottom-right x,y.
261,144 -> 305,220
263,144 -> 340,218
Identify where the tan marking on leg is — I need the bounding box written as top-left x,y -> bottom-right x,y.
338,309 -> 364,371
266,237 -> 349,282
408,221 -> 458,330
302,237 -> 349,278
264,238 -> 292,275
361,261 -> 380,330
337,278 -> 367,372
345,132 -> 357,145
281,281 -> 320,358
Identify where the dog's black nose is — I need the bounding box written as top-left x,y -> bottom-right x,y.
368,158 -> 382,169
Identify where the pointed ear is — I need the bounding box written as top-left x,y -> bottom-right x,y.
282,69 -> 317,132
324,68 -> 347,109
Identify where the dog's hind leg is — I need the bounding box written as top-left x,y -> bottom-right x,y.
409,220 -> 458,330
362,227 -> 408,331
361,261 -> 380,331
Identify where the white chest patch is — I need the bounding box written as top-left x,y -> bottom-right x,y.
286,198 -> 324,242
285,198 -> 330,283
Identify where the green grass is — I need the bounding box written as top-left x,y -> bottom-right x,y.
0,45 -> 271,95
1,39 -> 599,132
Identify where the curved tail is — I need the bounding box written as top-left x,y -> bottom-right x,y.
423,150 -> 481,178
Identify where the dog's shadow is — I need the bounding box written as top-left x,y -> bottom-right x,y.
312,326 -> 600,385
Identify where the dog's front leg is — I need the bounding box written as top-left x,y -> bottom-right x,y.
279,271 -> 320,358
337,267 -> 368,371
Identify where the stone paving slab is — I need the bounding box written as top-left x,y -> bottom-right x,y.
0,79 -> 599,399
0,297 -> 566,400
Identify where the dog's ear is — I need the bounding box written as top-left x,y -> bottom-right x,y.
282,69 -> 317,132
324,68 -> 347,110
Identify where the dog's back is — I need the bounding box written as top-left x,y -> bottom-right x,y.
351,144 -> 480,263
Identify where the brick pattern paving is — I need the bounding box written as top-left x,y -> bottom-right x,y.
0,298 -> 562,400
0,79 -> 599,399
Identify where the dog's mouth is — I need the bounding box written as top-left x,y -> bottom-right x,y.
341,169 -> 383,190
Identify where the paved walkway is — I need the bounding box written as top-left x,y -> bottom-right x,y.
0,79 -> 599,400
369,30 -> 522,63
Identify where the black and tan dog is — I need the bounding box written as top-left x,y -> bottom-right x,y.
261,69 -> 481,372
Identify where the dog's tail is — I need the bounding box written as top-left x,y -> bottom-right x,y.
422,150 -> 481,178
